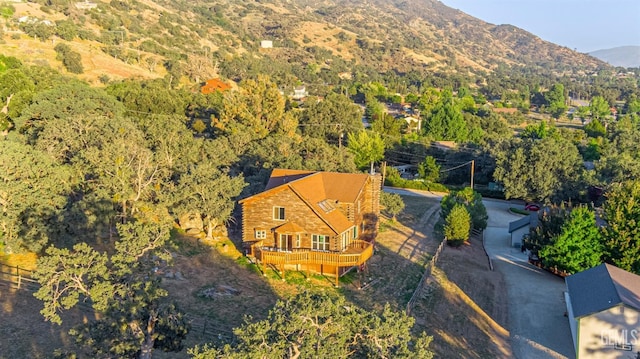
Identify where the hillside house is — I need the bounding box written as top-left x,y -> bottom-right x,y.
75,1 -> 97,10
260,40 -> 273,48
200,78 -> 231,94
565,263 -> 640,358
239,169 -> 382,285
403,116 -> 421,133
292,85 -> 307,100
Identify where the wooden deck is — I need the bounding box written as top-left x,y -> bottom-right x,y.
256,240 -> 374,286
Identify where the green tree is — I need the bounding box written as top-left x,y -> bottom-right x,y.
601,181 -> 640,274
0,4 -> 14,25
520,121 -> 557,140
16,82 -> 124,133
440,187 -> 487,230
584,118 -> 606,138
538,206 -> 602,274
493,137 -> 583,202
444,204 -> 471,246
0,54 -> 21,73
34,222 -> 189,358
596,116 -> 640,183
589,96 -> 611,121
0,140 -> 73,253
217,75 -> 295,139
55,19 -> 77,41
106,79 -> 188,117
300,92 -> 363,142
625,95 -> 640,115
544,83 -> 567,119
576,106 -> 590,124
170,163 -> 246,240
417,156 -> 441,183
189,291 -> 433,359
371,112 -> 404,143
0,68 -> 35,105
423,89 -> 468,142
524,204 -> 571,255
381,192 -> 405,221
347,130 -> 385,173
54,43 -> 83,74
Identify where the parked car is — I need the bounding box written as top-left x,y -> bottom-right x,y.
524,203 -> 540,211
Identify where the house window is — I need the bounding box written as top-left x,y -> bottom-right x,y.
312,234 -> 330,251
295,234 -> 301,248
353,226 -> 358,239
273,206 -> 285,220
255,230 -> 267,239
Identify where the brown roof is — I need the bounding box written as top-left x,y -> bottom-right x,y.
201,78 -> 231,94
274,221 -> 306,233
265,169 -> 316,190
242,169 -> 370,234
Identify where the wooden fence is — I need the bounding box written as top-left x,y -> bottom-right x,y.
405,229 -> 485,315
405,237 -> 446,315
0,262 -> 38,291
186,314 -> 237,344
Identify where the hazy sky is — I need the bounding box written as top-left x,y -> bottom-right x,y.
439,0 -> 640,53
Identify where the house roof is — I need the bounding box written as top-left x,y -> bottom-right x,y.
275,221 -> 306,233
242,169 -> 371,234
265,169 -> 316,190
201,78 -> 231,94
508,214 -> 535,233
566,263 -> 640,318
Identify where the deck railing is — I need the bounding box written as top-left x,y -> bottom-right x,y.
259,240 -> 373,267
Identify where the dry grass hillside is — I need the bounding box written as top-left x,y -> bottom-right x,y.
0,0 -> 609,86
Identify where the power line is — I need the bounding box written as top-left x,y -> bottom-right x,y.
439,160 -> 473,173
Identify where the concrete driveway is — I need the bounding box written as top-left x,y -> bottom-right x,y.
483,199 -> 575,359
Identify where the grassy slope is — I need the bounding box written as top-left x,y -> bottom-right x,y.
0,195 -> 510,358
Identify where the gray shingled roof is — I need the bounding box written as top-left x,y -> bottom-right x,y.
565,263 -> 640,318
508,214 -> 531,233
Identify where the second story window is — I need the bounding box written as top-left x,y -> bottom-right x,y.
273,206 -> 285,220
255,230 -> 267,239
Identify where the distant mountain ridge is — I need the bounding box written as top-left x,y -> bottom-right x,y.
0,0 -> 611,83
589,46 -> 640,68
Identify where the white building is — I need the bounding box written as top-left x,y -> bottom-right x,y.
565,264 -> 640,358
507,214 -> 536,248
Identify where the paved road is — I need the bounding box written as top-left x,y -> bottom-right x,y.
483,199 -> 575,359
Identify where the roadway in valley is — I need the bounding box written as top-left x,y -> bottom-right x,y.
384,187 -> 576,359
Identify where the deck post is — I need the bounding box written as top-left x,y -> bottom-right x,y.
262,254 -> 267,276
335,265 -> 339,287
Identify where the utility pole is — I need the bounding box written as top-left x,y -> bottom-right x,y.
381,161 -> 387,185
470,160 -> 475,190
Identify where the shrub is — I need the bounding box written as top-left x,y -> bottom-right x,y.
444,204 -> 471,247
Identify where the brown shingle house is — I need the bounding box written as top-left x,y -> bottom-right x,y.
239,169 -> 382,285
